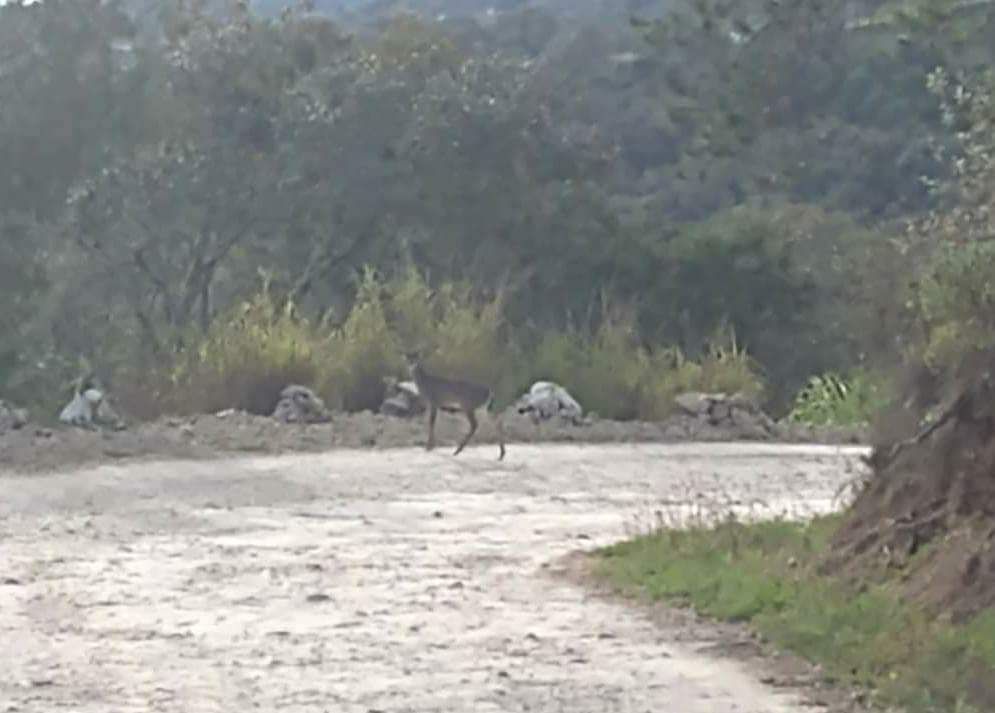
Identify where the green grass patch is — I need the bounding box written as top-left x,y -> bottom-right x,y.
786,369 -> 889,427
595,517 -> 994,713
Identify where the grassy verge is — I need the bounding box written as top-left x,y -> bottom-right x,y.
594,516 -> 995,713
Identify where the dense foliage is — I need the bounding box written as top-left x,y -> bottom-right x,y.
1,0 -> 992,420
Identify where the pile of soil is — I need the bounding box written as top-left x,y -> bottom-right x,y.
825,372 -> 995,626
0,400 -> 864,475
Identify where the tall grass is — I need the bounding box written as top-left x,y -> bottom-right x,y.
639,330 -> 765,421
530,312 -> 649,420
321,267 -> 403,412
786,369 -> 888,427
152,290 -> 324,416
132,266 -> 766,421
384,265 -> 516,399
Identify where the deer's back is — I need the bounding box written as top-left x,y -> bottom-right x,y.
414,369 -> 492,410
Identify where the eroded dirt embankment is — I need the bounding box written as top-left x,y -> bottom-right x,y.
0,443 -> 867,712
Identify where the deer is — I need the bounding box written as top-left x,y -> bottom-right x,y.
402,351 -> 506,460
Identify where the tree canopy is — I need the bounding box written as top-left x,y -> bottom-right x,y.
1,0 -> 991,414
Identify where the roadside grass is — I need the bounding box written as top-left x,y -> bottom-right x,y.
594,516 -> 995,713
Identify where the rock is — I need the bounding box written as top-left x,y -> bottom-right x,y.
515,381 -> 585,425
271,384 -> 331,424
380,396 -> 414,417
674,392 -> 721,416
379,378 -> 425,418
0,400 -> 29,433
665,391 -> 777,442
58,383 -> 126,431
59,388 -> 102,427
709,400 -> 732,424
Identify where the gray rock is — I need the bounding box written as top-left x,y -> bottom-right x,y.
272,384 -> 331,424
515,381 -> 585,425
665,391 -> 778,442
58,387 -> 126,430
0,400 -> 28,433
379,378 -> 425,418
674,392 -> 724,417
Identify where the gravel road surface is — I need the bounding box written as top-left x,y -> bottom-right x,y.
0,442 -> 867,712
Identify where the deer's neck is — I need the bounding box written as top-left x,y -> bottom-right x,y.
410,362 -> 428,384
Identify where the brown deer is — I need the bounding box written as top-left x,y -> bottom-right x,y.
403,351 -> 506,460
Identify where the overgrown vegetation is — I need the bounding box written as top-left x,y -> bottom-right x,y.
134,268 -> 764,420
0,0 -> 977,423
786,370 -> 889,427
596,516 -> 995,713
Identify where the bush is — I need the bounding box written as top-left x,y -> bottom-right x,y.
529,310 -> 651,420
640,331 -> 765,421
384,266 -> 521,404
321,268 -> 403,412
157,289 -> 326,416
914,241 -> 995,375
530,316 -> 765,421
129,267 -> 766,423
786,369 -> 889,427
641,202 -> 875,412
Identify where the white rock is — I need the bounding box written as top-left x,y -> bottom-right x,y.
516,381 -> 584,425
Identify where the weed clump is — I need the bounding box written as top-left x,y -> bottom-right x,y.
321,268 -> 403,412
155,290 -> 325,416
786,369 -> 888,427
531,318 -> 764,421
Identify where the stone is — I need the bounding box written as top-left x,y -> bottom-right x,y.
272,384 -> 331,424
0,399 -> 29,433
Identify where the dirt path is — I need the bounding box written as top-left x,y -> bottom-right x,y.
0,442 -> 866,712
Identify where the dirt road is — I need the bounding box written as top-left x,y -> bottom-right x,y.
0,442 -> 866,712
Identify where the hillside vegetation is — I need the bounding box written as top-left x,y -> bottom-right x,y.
0,0 -> 973,423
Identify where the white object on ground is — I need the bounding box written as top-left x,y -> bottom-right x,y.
516,380 -> 584,425
59,388 -> 104,427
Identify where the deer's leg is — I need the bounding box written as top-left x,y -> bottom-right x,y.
426,404 -> 438,451
453,408 -> 478,456
494,409 -> 506,461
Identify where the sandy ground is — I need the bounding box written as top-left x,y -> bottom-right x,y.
0,442 -> 868,712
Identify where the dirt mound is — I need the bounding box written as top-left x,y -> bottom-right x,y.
662,392 -> 778,441
661,392 -> 865,445
826,374 -> 995,624
0,402 -> 864,476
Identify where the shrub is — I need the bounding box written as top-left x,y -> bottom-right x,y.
384,266 -> 521,404
125,267 -> 766,423
530,311 -> 649,420
159,290 -> 326,416
640,331 -> 765,421
786,368 -> 889,427
915,241 -> 995,375
531,317 -> 765,421
321,268 -> 403,412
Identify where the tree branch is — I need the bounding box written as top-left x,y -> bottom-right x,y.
288,234 -> 365,304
